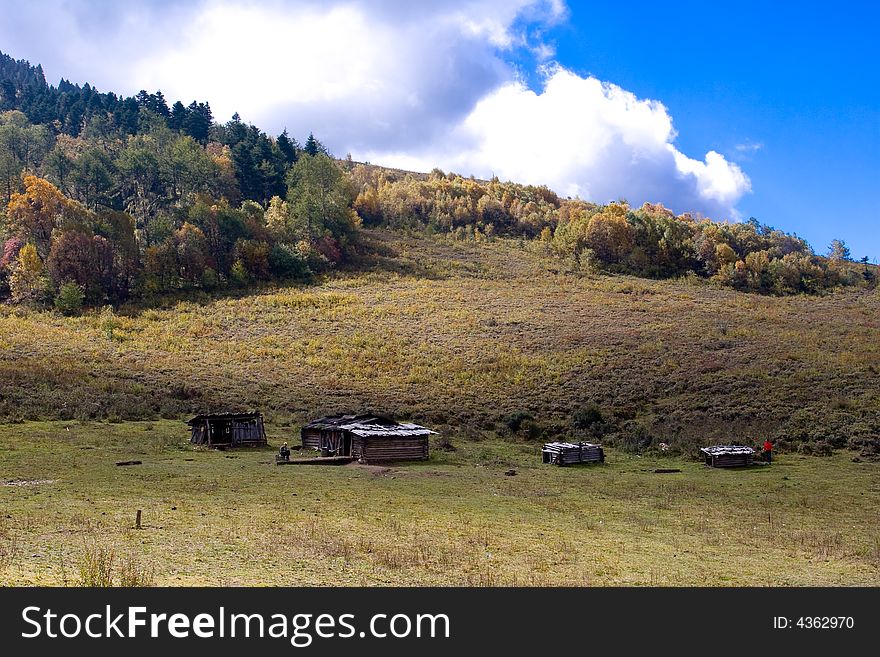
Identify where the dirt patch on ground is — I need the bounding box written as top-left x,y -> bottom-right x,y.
345,463 -> 393,475
391,469 -> 454,478
1,479 -> 57,487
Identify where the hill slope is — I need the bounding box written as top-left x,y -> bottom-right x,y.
1,229 -> 877,455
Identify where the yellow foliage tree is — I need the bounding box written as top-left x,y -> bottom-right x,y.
7,175 -> 68,258
9,242 -> 46,303
715,243 -> 738,267
265,195 -> 291,241
585,203 -> 634,263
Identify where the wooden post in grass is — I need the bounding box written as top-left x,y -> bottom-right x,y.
136,510 -> 142,529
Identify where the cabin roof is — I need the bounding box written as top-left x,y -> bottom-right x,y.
342,422 -> 437,438
542,441 -> 602,450
303,414 -> 397,430
700,445 -> 755,456
303,414 -> 436,438
187,412 -> 263,425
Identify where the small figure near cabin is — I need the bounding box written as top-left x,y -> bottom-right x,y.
762,439 -> 773,464
279,442 -> 291,462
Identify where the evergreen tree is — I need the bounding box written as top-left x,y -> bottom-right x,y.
277,129 -> 298,165
303,132 -> 327,157
182,101 -> 212,144
169,101 -> 187,132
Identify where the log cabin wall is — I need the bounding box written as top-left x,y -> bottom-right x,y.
351,436 -> 364,460
358,436 -> 429,463
187,413 -> 267,448
190,425 -> 208,445
231,418 -> 266,446
302,428 -> 321,449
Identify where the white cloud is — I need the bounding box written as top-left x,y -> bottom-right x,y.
128,0 -> 522,151
735,141 -> 763,153
0,0 -> 751,219
731,140 -> 764,163
366,67 -> 751,219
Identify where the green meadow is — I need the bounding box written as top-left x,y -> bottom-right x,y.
1,420 -> 878,586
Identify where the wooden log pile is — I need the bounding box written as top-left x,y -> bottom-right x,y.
542,441 -> 604,466
700,445 -> 755,468
275,456 -> 353,466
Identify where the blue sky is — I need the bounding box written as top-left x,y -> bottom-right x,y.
0,0 -> 876,258
543,1 -> 880,259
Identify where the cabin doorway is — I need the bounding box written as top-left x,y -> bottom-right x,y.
319,430 -> 352,456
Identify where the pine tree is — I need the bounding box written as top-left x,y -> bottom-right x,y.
169,101 -> 187,131
303,132 -> 326,157
277,129 -> 298,165
183,101 -> 212,144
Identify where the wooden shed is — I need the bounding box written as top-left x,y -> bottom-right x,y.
700,445 -> 754,468
301,414 -> 435,462
187,412 -> 267,448
542,441 -> 604,465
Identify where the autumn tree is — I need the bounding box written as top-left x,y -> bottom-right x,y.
828,239 -> 850,262
235,239 -> 271,280
174,222 -> 210,286
715,243 -> 738,267
353,186 -> 381,225
7,175 -> 68,258
264,195 -> 292,241
96,209 -> 139,282
9,242 -> 47,303
46,230 -> 116,303
206,142 -> 239,203
584,203 -> 634,264
0,237 -> 22,297
744,250 -> 771,291
187,199 -> 250,275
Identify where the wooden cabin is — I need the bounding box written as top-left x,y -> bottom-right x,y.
188,412 -> 267,448
301,414 -> 435,462
700,445 -> 755,468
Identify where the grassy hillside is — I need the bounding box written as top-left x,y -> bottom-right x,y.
1,229 -> 877,455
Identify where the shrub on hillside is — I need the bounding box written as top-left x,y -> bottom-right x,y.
54,281 -> 85,316
268,243 -> 310,279
572,403 -> 603,431
503,411 -> 533,433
